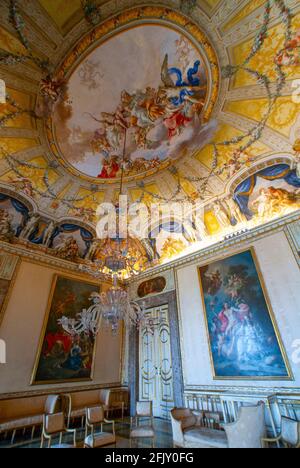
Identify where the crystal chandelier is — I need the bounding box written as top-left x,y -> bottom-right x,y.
78,125 -> 151,335
58,292 -> 102,337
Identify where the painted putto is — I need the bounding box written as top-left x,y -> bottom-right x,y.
53,25 -> 211,180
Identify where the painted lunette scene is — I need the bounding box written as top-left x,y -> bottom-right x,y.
53,25 -> 212,180
33,276 -> 100,384
199,250 -> 292,380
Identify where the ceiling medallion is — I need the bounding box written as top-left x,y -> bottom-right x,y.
46,6 -> 220,186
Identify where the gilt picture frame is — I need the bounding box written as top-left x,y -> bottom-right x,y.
198,248 -> 293,381
31,274 -> 101,385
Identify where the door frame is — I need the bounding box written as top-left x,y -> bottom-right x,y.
128,290 -> 184,416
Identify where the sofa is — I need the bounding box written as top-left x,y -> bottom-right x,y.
171,403 -> 266,449
0,395 -> 61,444
65,388 -> 129,425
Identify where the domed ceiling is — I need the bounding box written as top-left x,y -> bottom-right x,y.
0,0 -> 299,275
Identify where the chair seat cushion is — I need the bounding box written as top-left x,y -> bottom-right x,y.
0,414 -> 43,432
85,432 -> 116,448
51,444 -> 75,449
130,426 -> 155,439
183,427 -> 228,449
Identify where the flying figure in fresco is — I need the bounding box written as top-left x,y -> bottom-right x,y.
85,48 -> 209,179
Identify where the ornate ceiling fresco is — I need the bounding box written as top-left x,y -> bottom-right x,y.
0,0 -> 299,277
50,20 -> 218,182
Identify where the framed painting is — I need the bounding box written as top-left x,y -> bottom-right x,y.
0,252 -> 20,327
32,274 -> 100,385
198,249 -> 293,380
137,277 -> 167,298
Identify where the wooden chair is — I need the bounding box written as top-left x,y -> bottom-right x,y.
41,412 -> 77,448
84,406 -> 116,448
130,401 -> 155,448
262,416 -> 300,448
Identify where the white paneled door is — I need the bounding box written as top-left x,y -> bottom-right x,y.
139,305 -> 174,419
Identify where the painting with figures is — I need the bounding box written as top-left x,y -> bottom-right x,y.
198,250 -> 292,380
32,275 -> 100,385
53,24 -> 215,181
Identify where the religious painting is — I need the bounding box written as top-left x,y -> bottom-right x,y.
32,275 -> 100,385
0,252 -> 20,327
198,249 -> 292,380
138,277 -> 167,298
52,24 -> 217,181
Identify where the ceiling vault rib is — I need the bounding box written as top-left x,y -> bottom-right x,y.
212,0 -> 250,27
222,0 -> 300,46
227,81 -> 296,101
0,67 -> 39,94
0,145 -> 45,176
0,3 -> 56,62
0,127 -> 39,139
0,61 -> 43,84
219,111 -> 292,153
23,0 -> 63,46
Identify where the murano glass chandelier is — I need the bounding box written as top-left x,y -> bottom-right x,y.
79,127 -> 150,335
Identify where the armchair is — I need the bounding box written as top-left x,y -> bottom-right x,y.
262,416 -> 300,448
84,406 -> 116,448
41,412 -> 77,448
223,403 -> 266,449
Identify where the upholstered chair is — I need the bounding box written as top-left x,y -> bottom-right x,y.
262,416 -> 300,448
41,412 -> 77,448
84,406 -> 116,448
130,401 -> 155,448
171,408 -> 228,449
99,389 -> 111,418
223,403 -> 266,449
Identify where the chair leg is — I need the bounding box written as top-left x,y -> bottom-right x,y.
11,429 -> 16,445
31,426 -> 35,440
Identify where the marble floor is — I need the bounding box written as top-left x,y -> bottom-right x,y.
0,418 -> 173,449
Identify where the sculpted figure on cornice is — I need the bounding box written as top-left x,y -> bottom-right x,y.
85,239 -> 99,261
19,214 -> 40,241
213,201 -> 231,229
42,221 -> 56,248
0,209 -> 14,242
54,236 -> 80,261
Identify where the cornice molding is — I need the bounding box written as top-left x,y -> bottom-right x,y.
127,210 -> 300,282
0,383 -> 126,401
0,241 -> 108,282
184,385 -> 300,395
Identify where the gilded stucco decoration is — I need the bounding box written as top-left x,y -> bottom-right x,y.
0,0 -> 299,272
